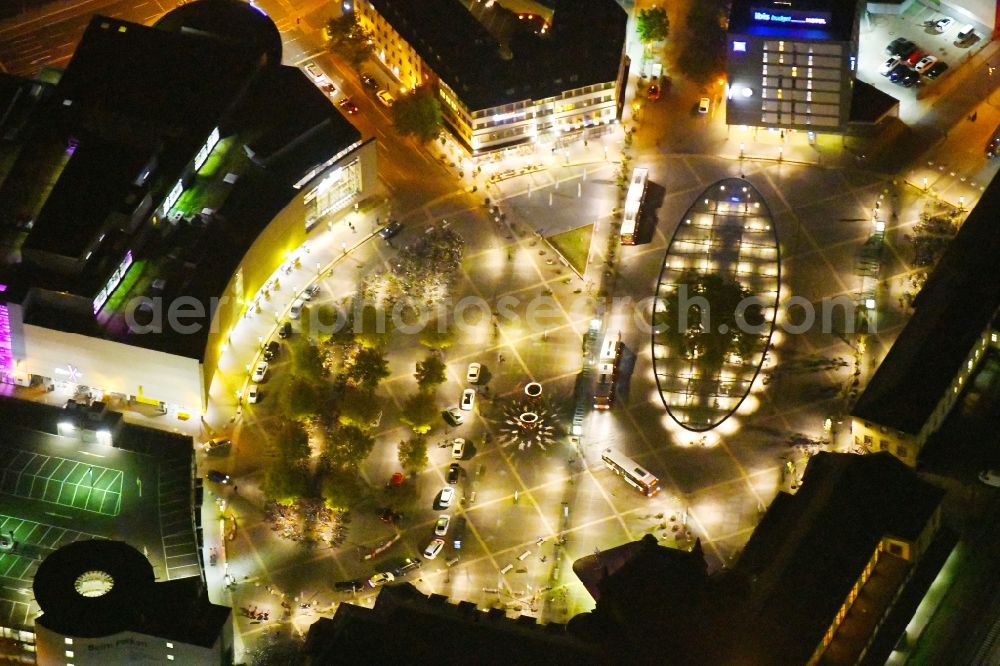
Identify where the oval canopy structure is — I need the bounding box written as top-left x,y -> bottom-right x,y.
651,178 -> 780,432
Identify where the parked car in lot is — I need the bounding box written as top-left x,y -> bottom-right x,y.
376,90 -> 395,107
954,24 -> 977,47
451,517 -> 466,549
434,515 -> 451,536
263,340 -> 280,361
698,97 -> 710,114
447,463 -> 462,485
246,384 -> 259,404
204,437 -> 231,455
466,362 -> 481,384
460,388 -> 475,411
885,37 -> 917,57
897,68 -> 920,87
361,73 -> 379,90
924,61 -> 949,79
914,55 -> 938,74
437,487 -> 455,509
423,538 -> 445,560
206,470 -> 231,484
443,408 -> 464,426
452,438 -> 466,460
378,220 -> 402,240
367,572 -> 395,588
334,579 -> 365,593
879,56 -> 901,76
646,83 -> 660,100
251,361 -> 268,382
289,298 -> 305,320
905,49 -> 926,66
338,97 -> 359,114
278,321 -> 292,338
932,16 -> 954,32
392,557 -> 422,576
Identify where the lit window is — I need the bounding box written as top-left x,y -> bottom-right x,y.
65,651 -> 74,658
166,643 -> 174,648
65,638 -> 73,645
732,41 -> 746,52
167,656 -> 175,661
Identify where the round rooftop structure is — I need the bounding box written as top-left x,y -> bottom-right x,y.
155,0 -> 282,65
33,540 -> 156,638
651,178 -> 780,432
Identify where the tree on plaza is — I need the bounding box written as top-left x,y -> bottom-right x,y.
300,303 -> 340,341
418,319 -> 455,350
637,7 -> 669,43
274,420 -> 312,463
398,434 -> 429,474
346,346 -> 390,391
325,424 -> 376,469
320,463 -> 366,509
324,15 -> 374,69
289,336 -> 326,383
262,457 -> 311,502
676,0 -> 728,83
399,390 -> 438,434
414,353 -> 447,391
280,376 -> 325,421
336,384 -> 381,428
353,303 -> 393,349
390,85 -> 443,143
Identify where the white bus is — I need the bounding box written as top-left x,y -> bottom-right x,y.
621,167 -> 648,245
601,448 -> 660,496
599,331 -> 622,363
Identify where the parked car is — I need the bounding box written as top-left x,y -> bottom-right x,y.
423,538 -> 445,560
306,284 -> 321,298
304,62 -> 325,83
888,63 -> 912,83
979,469 -> 1000,487
289,298 -> 305,320
377,507 -> 403,523
361,73 -> 379,90
443,408 -> 464,426
466,362 -> 481,384
954,24 -> 977,47
278,321 -> 292,338
376,90 -> 395,107
437,487 -> 455,509
460,388 -> 475,412
246,384 -> 259,404
905,49 -> 926,66
333,579 -> 365,593
898,68 -> 920,87
204,437 -> 231,455
924,61 -> 949,79
646,83 -> 660,100
338,97 -> 359,114
879,56 -> 901,76
933,16 -> 954,32
914,55 -> 938,73
378,220 -> 402,240
447,463 -> 462,485
434,515 -> 451,536
698,97 -> 710,114
885,37 -> 917,57
251,361 -> 268,382
451,517 -> 467,549
206,470 -> 231,484
393,557 -> 422,576
263,340 -> 280,361
452,438 -> 466,460
367,572 -> 395,588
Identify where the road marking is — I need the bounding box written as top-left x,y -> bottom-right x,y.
43,511 -> 72,520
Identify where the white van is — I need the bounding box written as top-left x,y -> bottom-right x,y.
955,24 -> 976,46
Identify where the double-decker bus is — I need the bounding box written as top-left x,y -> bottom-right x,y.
593,333 -> 622,410
620,167 -> 648,245
601,448 -> 660,496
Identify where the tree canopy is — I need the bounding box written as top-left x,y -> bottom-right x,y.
346,346 -> 390,391
391,85 -> 443,143
414,354 -> 447,391
676,0 -> 727,83
281,376 -> 325,421
637,7 -> 669,43
325,15 -> 373,68
398,435 -> 429,474
399,391 -> 438,434
325,424 -> 376,469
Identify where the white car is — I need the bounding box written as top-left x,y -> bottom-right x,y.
698,97 -> 710,114
423,538 -> 445,560
246,384 -> 259,404
444,408 -> 464,426
466,362 -> 481,384
933,16 -> 954,32
914,55 -> 938,74
979,469 -> 1000,487
451,438 -> 466,460
367,572 -> 395,588
434,515 -> 451,536
289,298 -> 305,320
460,388 -> 475,411
437,487 -> 455,509
251,361 -> 268,382
304,62 -> 325,83
376,90 -> 395,107
879,55 -> 901,76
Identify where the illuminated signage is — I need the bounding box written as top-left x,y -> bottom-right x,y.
752,9 -> 829,26
162,180 -> 184,214
92,250 -> 134,314
732,41 -> 747,52
194,127 -> 220,171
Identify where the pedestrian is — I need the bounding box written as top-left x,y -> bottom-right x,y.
233,485 -> 238,494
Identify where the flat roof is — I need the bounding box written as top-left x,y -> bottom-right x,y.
852,170 -> 1000,433
729,0 -> 860,41
367,0 -> 627,111
850,79 -> 898,124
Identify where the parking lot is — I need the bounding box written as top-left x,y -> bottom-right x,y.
0,450 -> 123,516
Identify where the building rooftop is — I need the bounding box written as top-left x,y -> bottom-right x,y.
729,0 -> 860,42
367,0 -> 627,111
849,79 -> 898,124
852,169 -> 1000,434
33,540 -> 229,646
304,583 -> 596,664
